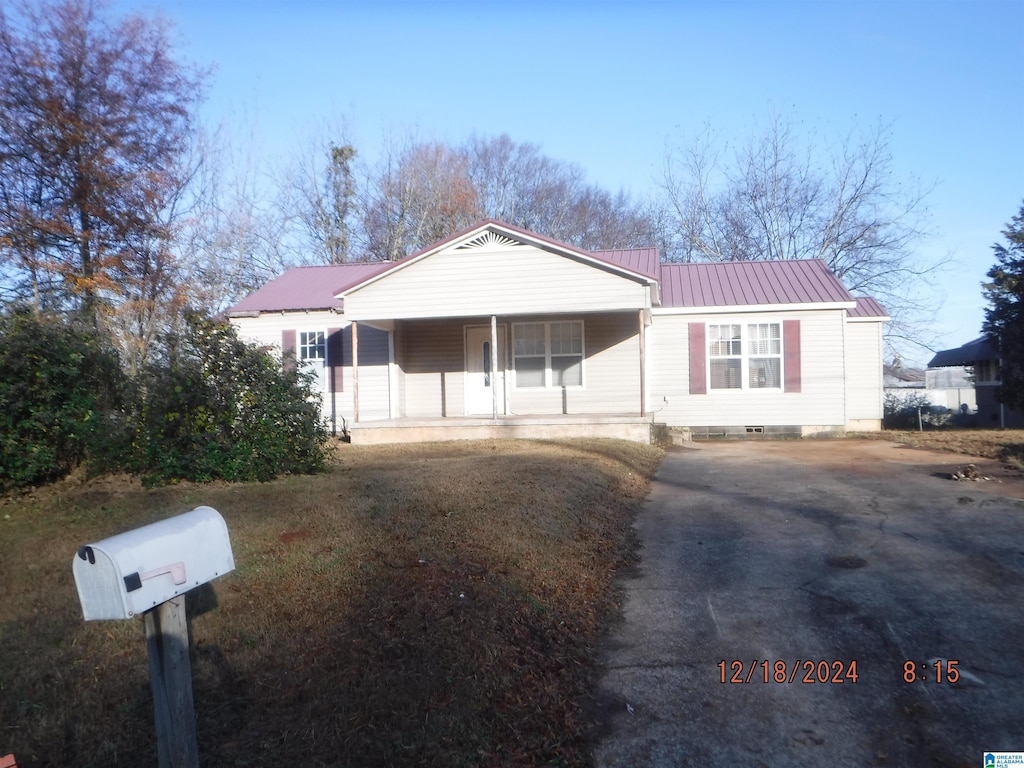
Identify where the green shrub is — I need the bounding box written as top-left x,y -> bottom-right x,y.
126,314 -> 329,486
0,309 -> 328,490
0,307 -> 125,490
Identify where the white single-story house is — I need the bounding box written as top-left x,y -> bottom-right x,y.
226,219 -> 889,444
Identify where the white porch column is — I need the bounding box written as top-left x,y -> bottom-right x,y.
491,314 -> 499,420
352,320 -> 359,423
638,309 -> 647,417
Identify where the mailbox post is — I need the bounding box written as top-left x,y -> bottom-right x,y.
73,506 -> 235,768
145,596 -> 198,768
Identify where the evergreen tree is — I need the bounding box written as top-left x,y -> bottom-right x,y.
983,202 -> 1024,411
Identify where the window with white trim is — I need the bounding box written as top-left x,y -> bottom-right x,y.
299,331 -> 327,389
708,322 -> 781,390
513,321 -> 583,388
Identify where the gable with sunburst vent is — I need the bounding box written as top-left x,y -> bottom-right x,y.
339,223 -> 653,320
455,231 -> 526,250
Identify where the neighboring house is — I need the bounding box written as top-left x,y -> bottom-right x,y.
226,219 -> 889,443
884,357 -> 977,414
924,365 -> 977,414
928,337 -> 1022,427
884,358 -> 926,391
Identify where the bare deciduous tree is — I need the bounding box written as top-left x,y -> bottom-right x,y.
280,131 -> 664,266
280,118 -> 359,264
359,139 -> 479,261
661,115 -> 939,340
195,127 -> 293,311
465,134 -> 664,251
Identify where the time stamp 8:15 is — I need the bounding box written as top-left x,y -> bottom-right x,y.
716,659 -> 961,684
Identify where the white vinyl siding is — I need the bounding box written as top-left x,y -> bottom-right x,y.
386,313 -> 641,418
352,325 -> 393,420
398,319 -> 467,418
648,309 -> 849,428
844,319 -> 885,428
228,311 -> 392,424
343,244 -> 649,320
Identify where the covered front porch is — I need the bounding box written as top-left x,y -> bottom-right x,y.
337,219 -> 661,441
344,309 -> 651,427
348,413 -> 653,445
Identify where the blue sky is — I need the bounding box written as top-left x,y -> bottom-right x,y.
126,0 -> 1023,366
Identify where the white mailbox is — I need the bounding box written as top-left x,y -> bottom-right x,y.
73,506 -> 235,620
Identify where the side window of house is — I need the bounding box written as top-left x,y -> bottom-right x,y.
974,359 -> 1000,384
708,322 -> 782,390
513,321 -> 584,388
299,331 -> 327,389
550,321 -> 583,386
747,323 -> 781,388
514,323 -> 546,387
708,324 -> 742,389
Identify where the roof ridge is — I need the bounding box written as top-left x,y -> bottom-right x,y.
661,257 -> 832,267
287,261 -> 390,270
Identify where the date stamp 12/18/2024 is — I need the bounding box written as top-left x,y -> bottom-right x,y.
719,659 -> 967,685
718,660 -> 859,684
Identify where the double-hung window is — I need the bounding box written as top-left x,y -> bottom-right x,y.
299,331 -> 327,389
708,324 -> 742,389
513,321 -> 583,388
708,323 -> 781,390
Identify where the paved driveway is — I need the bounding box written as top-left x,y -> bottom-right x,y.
593,439 -> 1024,767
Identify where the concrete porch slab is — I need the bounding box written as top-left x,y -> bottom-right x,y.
348,414 -> 652,445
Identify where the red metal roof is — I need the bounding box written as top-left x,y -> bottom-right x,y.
847,296 -> 890,319
591,248 -> 661,279
226,262 -> 391,314
659,259 -> 854,308
226,225 -> 885,318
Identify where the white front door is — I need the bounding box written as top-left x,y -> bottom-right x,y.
465,325 -> 507,416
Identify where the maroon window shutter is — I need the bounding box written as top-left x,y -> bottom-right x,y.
327,327 -> 344,392
282,329 -> 297,373
688,323 -> 707,395
784,320 -> 801,392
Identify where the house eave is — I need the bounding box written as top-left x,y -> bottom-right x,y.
847,314 -> 890,323
227,306 -> 341,318
651,301 -> 858,316
344,305 -> 651,323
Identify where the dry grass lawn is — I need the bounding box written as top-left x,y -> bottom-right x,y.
0,439 -> 662,768
868,428 -> 1024,468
